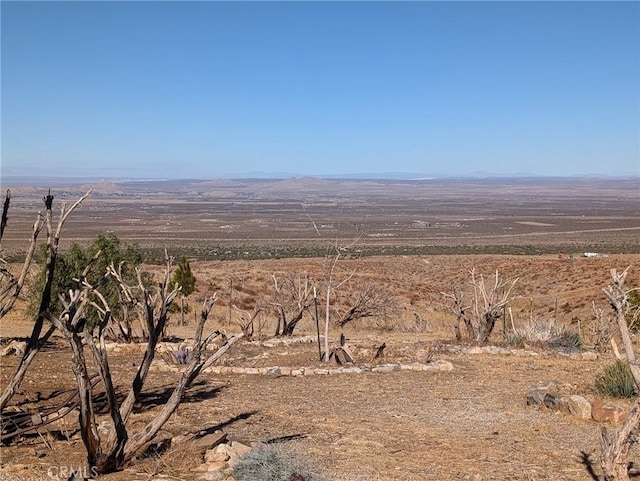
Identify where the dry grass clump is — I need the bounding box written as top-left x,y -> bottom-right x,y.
233,444 -> 324,481
507,319 -> 582,351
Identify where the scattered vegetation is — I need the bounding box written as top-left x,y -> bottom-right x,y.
509,319 -> 582,351
233,444 -> 324,481
27,232 -> 148,337
595,360 -> 637,399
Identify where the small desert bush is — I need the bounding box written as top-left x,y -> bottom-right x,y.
233,444 -> 324,481
595,360 -> 637,398
512,319 -> 582,351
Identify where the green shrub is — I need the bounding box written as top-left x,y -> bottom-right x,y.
233,444 -> 324,481
595,360 -> 637,398
548,329 -> 583,351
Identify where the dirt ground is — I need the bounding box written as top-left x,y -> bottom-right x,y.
2,254 -> 640,480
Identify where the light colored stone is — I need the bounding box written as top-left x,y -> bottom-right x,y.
567,395 -> 592,420
581,351 -> 598,361
422,364 -> 439,372
291,369 -> 303,376
340,367 -> 362,374
372,364 -> 400,373
314,368 -> 330,375
213,443 -> 230,454
206,461 -> 228,473
199,470 -> 226,480
245,367 -> 260,375
0,341 -> 26,356
204,450 -> 230,464
279,367 -> 291,376
467,346 -> 484,355
435,360 -> 454,372
228,441 -> 252,468
303,368 -> 315,376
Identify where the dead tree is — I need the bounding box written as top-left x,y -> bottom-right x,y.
600,267 -> 640,481
50,253 -> 243,474
321,243 -> 357,362
232,304 -> 265,340
443,269 -> 518,344
0,189 -> 46,319
0,189 -> 91,411
335,283 -> 392,328
270,273 -> 314,336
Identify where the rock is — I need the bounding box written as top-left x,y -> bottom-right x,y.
567,395 -> 592,420
526,387 -> 549,408
245,368 -> 259,375
206,461 -> 228,473
467,346 -> 484,355
279,367 -> 292,376
340,367 -> 362,374
422,364 -> 439,372
543,392 -> 562,409
592,398 -> 629,425
372,364 -> 400,373
204,450 -> 230,464
227,441 -> 252,467
314,369 -> 330,375
435,360 -> 454,372
194,431 -> 228,452
581,351 -> 598,361
0,340 -> 26,356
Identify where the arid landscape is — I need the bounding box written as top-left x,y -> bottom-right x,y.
2,177 -> 639,259
1,176 -> 640,481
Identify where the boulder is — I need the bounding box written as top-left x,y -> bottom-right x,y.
566,395 -> 592,420
592,398 -> 629,425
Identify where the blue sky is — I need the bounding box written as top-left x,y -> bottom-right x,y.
2,1 -> 639,179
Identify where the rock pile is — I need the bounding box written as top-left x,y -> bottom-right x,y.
526,381 -> 628,424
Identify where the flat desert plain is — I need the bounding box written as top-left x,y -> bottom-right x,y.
1,177 -> 640,481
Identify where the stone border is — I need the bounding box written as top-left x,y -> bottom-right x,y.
445,344 -> 598,360
152,359 -> 454,375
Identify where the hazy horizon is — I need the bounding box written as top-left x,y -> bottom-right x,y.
2,2 -> 639,179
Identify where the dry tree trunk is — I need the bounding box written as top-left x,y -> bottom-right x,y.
55,255 -> 243,474
0,189 -> 91,411
600,267 -> 640,481
442,269 -> 517,344
0,190 -> 46,319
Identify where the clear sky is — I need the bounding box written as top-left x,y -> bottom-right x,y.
1,1 -> 639,179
